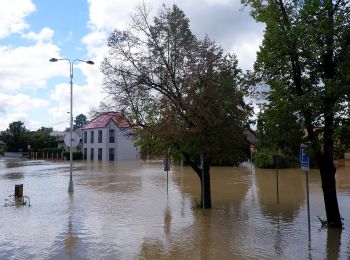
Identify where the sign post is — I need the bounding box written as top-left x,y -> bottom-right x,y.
200,151 -> 205,216
249,144 -> 255,198
273,155 -> 280,205
163,149 -> 170,194
300,144 -> 311,237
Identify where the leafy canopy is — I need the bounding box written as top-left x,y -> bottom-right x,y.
102,4 -> 252,164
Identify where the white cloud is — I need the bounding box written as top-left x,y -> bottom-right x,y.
82,30 -> 108,57
0,42 -> 63,93
22,27 -> 54,43
0,93 -> 47,109
85,0 -> 263,71
0,93 -> 48,130
87,0 -> 136,31
205,0 -> 233,6
48,61 -> 104,129
231,36 -> 263,71
0,0 -> 36,39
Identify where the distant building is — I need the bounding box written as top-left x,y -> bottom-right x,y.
81,112 -> 139,161
244,129 -> 257,145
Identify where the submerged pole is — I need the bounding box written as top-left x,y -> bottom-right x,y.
201,151 -> 205,216
305,170 -> 311,236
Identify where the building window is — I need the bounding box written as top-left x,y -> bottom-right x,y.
109,148 -> 115,161
109,129 -> 115,143
83,148 -> 87,160
90,148 -> 94,160
98,130 -> 102,143
98,148 -> 102,160
83,131 -> 87,143
90,130 -> 94,143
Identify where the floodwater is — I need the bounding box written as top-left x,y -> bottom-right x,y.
0,158 -> 350,260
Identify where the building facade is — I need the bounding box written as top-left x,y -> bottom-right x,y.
82,112 -> 139,161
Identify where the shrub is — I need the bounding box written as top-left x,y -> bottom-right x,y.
253,151 -> 295,169
62,151 -> 82,160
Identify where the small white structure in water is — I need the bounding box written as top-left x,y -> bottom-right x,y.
81,112 -> 139,161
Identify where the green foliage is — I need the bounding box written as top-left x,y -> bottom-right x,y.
0,121 -> 59,152
62,151 -> 82,160
29,128 -> 58,151
256,94 -> 304,158
74,114 -> 88,129
253,151 -> 294,169
103,4 -> 251,166
334,124 -> 350,159
0,146 -> 6,155
242,0 -> 350,160
37,147 -> 64,153
0,121 -> 29,152
243,0 -> 350,227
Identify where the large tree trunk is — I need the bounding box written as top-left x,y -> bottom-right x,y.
318,154 -> 342,228
187,158 -> 212,208
199,163 -> 212,208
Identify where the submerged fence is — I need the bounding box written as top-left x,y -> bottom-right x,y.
29,152 -> 63,160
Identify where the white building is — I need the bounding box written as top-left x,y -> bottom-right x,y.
82,112 -> 139,161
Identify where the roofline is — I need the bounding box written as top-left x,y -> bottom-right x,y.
81,112 -> 137,130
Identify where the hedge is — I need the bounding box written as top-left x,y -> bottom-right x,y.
62,151 -> 82,160
253,151 -> 296,169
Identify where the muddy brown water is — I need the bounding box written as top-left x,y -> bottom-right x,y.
0,158 -> 350,259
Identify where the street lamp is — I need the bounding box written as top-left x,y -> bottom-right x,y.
50,57 -> 94,192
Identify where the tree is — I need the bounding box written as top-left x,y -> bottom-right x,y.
256,90 -> 304,157
74,114 -> 88,129
0,121 -> 29,152
28,127 -> 57,151
242,0 -> 350,228
102,4 -> 251,208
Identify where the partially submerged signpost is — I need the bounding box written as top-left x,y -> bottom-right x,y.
200,152 -> 205,216
163,149 -> 170,195
300,144 -> 311,237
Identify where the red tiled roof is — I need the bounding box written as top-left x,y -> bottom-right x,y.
82,112 -> 134,130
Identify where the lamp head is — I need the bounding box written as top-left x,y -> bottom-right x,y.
49,58 -> 58,62
86,60 -> 94,65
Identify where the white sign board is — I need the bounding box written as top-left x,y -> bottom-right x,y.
64,132 -> 80,148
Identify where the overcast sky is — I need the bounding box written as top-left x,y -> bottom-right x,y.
0,0 -> 264,131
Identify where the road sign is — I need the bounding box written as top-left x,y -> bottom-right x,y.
163,158 -> 170,171
64,132 -> 80,148
300,145 -> 310,171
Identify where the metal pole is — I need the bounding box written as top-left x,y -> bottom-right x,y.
250,150 -> 253,198
50,57 -> 94,193
201,152 -> 205,216
68,61 -> 74,193
306,170 -> 311,236
166,168 -> 168,194
276,156 -> 280,205
166,150 -> 169,195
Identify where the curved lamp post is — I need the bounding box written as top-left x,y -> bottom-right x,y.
50,58 -> 94,192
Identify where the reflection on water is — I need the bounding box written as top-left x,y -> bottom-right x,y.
255,168 -> 306,222
3,172 -> 24,180
0,159 -> 350,259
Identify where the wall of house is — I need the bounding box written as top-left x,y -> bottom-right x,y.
82,122 -> 139,161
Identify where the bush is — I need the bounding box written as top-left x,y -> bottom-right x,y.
37,147 -> 64,153
253,151 -> 295,169
62,151 -> 82,160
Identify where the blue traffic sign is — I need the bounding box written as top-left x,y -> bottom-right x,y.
300,145 -> 310,171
